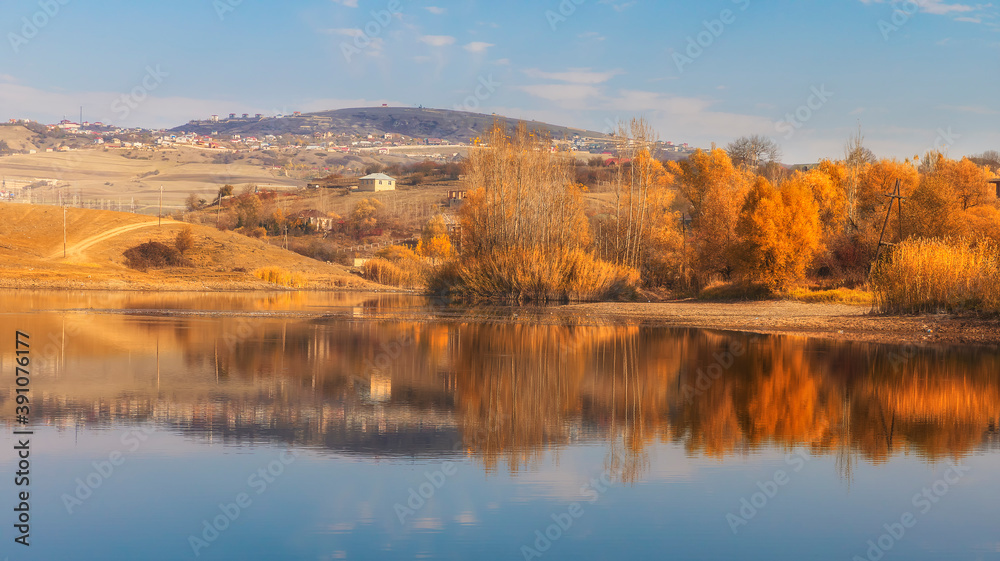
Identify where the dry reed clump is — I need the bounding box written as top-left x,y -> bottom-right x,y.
253,267 -> 307,288
455,249 -> 639,303
361,246 -> 427,288
872,238 -> 1000,314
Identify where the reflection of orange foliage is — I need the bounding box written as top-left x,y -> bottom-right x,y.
746,343 -> 841,447
10,309 -> 1000,481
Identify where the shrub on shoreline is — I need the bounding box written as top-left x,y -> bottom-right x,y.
361,246 -> 427,288
447,249 -> 639,303
872,238 -> 999,314
124,241 -> 189,271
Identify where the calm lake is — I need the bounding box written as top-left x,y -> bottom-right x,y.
1,291 -> 998,561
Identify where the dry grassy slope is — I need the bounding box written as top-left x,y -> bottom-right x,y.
0,203 -> 382,291
0,126 -> 39,153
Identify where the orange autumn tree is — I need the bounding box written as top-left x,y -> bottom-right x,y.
854,158 -> 920,248
804,161 -> 849,235
734,176 -> 823,289
418,214 -> 454,265
908,154 -> 1000,240
454,122 -> 637,302
669,148 -> 752,285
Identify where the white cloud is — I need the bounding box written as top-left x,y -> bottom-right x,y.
523,68 -> 624,84
326,28 -> 364,37
519,84 -> 603,102
515,83 -> 776,143
424,6 -> 446,15
323,29 -> 385,56
463,41 -> 494,53
330,0 -> 359,7
858,0 -> 975,15
598,0 -> 637,12
941,104 -> 1000,115
419,35 -> 456,47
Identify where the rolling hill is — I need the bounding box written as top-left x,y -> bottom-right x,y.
0,203 -> 382,291
171,107 -> 610,143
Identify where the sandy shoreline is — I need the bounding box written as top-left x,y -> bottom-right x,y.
3,281 -> 996,347
555,300 -> 1000,347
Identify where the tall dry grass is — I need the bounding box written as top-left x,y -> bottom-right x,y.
361,245 -> 428,288
872,238 -> 1000,314
253,267 -> 306,288
454,248 -> 639,303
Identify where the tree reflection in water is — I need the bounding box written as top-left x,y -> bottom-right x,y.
7,306 -> 999,486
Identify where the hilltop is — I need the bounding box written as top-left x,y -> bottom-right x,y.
0,125 -> 40,153
0,203 -> 382,291
171,107 -> 610,143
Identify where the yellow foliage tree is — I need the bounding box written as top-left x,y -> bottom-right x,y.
418,214 -> 455,264
803,161 -> 849,235
908,155 -> 999,239
735,177 -> 823,289
349,198 -> 384,237
669,148 -> 752,284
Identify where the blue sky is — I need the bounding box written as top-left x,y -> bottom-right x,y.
1,0 -> 997,162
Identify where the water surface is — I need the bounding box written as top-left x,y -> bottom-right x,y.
1,291 -> 998,560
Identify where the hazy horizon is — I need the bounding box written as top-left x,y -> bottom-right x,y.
2,0 -> 998,161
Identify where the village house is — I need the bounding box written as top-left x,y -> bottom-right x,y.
448,190 -> 467,208
294,210 -> 336,231
358,173 -> 396,192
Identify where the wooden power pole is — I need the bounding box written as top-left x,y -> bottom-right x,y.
870,179 -> 906,276
158,185 -> 163,226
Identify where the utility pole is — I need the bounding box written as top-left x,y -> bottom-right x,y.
63,207 -> 67,258
158,185 -> 163,226
870,179 -> 906,277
